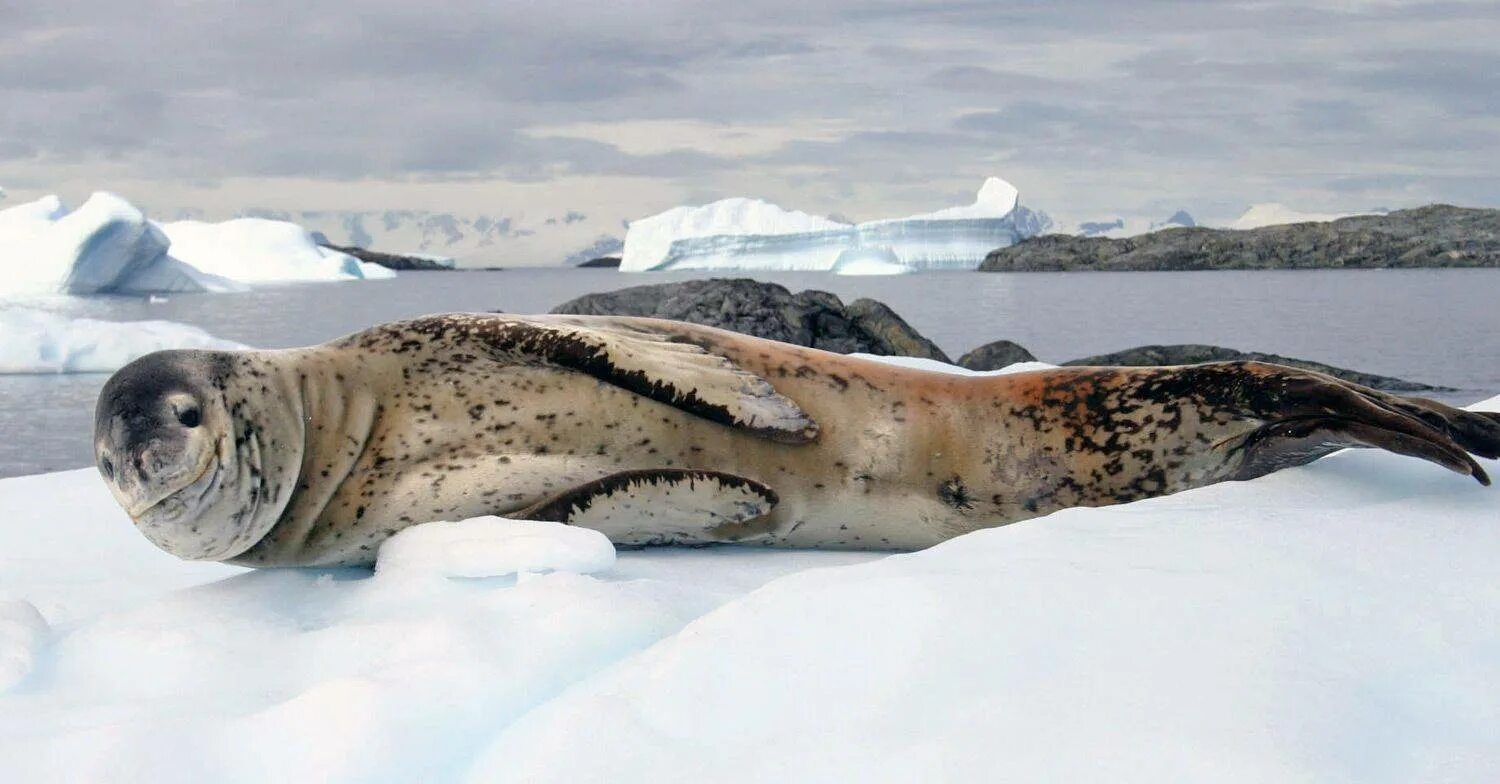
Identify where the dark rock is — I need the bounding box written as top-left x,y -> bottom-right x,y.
576,256 -> 622,268
980,205 -> 1500,272
551,278 -> 951,362
958,340 -> 1038,371
1062,344 -> 1446,392
320,243 -> 455,271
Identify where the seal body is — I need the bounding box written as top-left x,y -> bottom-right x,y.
94,314 -> 1500,567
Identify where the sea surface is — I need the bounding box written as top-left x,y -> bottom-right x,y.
3,267 -> 1499,478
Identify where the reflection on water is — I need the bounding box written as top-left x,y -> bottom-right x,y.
4,267 -> 1498,477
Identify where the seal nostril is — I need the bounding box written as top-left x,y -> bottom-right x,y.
177,406 -> 201,428
100,456 -> 115,481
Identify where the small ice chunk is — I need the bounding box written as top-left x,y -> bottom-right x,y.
375,517 -> 617,579
0,308 -> 249,374
0,597 -> 49,692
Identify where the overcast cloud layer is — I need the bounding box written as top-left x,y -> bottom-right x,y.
1,0 -> 1497,261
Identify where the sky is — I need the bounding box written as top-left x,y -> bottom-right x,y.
1,0 -> 1497,263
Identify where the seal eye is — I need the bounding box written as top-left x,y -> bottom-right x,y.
177,406 -> 201,428
100,456 -> 115,480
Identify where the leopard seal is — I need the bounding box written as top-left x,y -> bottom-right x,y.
93,313 -> 1500,567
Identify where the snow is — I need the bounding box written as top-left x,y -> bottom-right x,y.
1071,210 -> 1196,238
620,178 -> 1045,273
0,373 -> 1497,781
1228,203 -> 1376,230
0,308 -> 247,374
0,192 -> 394,299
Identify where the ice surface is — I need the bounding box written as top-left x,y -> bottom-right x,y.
0,380 -> 1496,781
620,178 -> 1047,272
0,308 -> 248,373
375,518 -> 617,579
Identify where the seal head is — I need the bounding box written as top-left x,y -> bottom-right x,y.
94,349 -> 289,561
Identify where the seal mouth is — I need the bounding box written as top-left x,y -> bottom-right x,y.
128,451 -> 220,522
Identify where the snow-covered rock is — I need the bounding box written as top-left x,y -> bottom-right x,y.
1228,203 -> 1377,230
620,177 -> 1049,273
1073,209 -> 1196,238
0,379 -> 1495,781
158,218 -> 394,284
0,308 -> 248,373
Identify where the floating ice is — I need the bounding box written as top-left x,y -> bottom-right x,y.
0,308 -> 248,373
159,218 -> 395,284
0,191 -> 393,298
620,177 -> 1051,273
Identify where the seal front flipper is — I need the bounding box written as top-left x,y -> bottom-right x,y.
403,314 -> 818,443
514,469 -> 780,545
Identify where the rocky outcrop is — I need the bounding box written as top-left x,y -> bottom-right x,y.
957,340 -> 1038,371
576,256 -> 622,268
550,278 -> 951,362
319,243 -> 455,271
550,279 -> 1443,391
980,205 -> 1500,272
1061,344 -> 1446,392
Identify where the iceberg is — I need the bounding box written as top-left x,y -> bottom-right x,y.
620,177 -> 1051,272
0,192 -> 229,296
0,191 -> 392,298
159,218 -> 395,284
0,308 -> 248,374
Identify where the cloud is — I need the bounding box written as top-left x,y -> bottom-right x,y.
0,0 -> 1495,251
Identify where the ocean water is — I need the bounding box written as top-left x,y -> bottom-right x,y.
3,267 -> 1498,477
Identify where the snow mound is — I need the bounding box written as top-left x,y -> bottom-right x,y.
0,191 -> 394,298
0,308 -> 248,373
853,353 -> 1055,376
0,597 -> 47,692
159,218 -> 395,284
1228,203 -> 1375,230
376,518 -> 616,579
620,177 -> 1046,273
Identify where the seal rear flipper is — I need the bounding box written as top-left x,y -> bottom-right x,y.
514,469 -> 780,545
1230,413 -> 1490,486
405,314 -> 818,443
